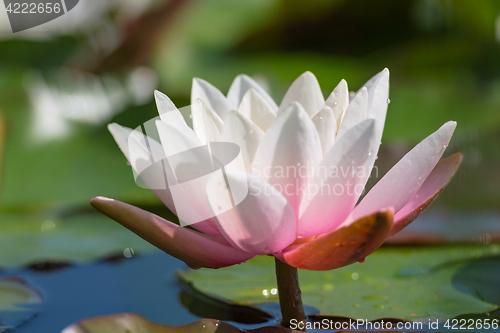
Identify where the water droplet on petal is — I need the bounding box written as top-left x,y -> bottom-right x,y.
189,114 -> 193,119
333,101 -> 338,106
335,92 -> 339,97
127,161 -> 131,166
386,98 -> 391,104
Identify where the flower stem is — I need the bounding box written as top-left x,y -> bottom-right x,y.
275,257 -> 306,327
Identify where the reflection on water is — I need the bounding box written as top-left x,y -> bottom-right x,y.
25,67 -> 157,143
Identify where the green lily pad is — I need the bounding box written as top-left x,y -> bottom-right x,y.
0,277 -> 43,332
451,256 -> 500,306
0,212 -> 157,268
179,245 -> 500,321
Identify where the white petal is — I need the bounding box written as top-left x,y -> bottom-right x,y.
108,123 -> 175,213
191,78 -> 232,118
192,99 -> 224,144
298,119 -> 378,237
337,87 -> 368,138
364,68 -> 390,134
154,90 -> 198,142
323,79 -> 349,127
278,71 -> 324,116
207,171 -> 297,254
227,74 -> 278,112
311,106 -> 336,157
252,102 -> 322,215
156,119 -> 203,157
237,89 -> 276,131
221,111 -> 264,171
350,121 -> 457,222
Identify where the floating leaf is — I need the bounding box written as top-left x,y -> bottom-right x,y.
61,313 -> 299,333
0,212 -> 156,268
179,245 -> 500,321
61,314 -> 228,333
178,273 -> 273,324
0,277 -> 43,332
451,256 -> 500,306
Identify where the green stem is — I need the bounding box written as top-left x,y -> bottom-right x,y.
275,257 -> 306,327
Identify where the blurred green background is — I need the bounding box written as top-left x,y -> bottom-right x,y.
0,0 -> 499,267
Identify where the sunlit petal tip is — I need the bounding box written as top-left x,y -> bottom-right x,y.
228,74 -> 278,111
279,72 -> 324,116
89,197 -> 254,269
192,78 -> 232,118
275,209 -> 393,271
390,152 -> 462,237
107,123 -> 134,157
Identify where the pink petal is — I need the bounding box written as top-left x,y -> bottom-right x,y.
275,209 -> 393,271
207,171 -> 297,255
298,119 -> 378,237
155,120 -> 221,236
390,152 -> 462,236
252,102 -> 322,216
90,197 -> 254,268
349,121 -> 457,222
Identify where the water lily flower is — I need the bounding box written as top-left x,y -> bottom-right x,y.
91,69 -> 461,272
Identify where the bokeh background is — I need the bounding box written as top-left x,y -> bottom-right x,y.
0,0 -> 500,329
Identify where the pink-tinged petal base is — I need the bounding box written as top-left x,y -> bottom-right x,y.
390,152 -> 462,237
275,209 -> 394,271
89,197 -> 254,269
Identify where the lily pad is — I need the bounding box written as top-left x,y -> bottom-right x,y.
179,245 -> 500,321
451,256 -> 500,306
61,313 -> 298,333
0,277 -> 43,332
61,314 -> 230,333
0,212 -> 157,268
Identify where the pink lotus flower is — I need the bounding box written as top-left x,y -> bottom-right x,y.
91,69 -> 461,270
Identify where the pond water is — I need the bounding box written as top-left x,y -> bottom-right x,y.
1,251 -> 203,332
